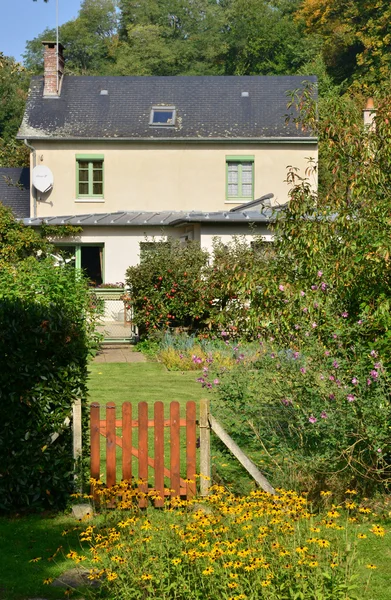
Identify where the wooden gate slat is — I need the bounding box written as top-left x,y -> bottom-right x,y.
122,402 -> 132,481
186,401 -> 197,498
106,402 -> 116,488
138,402 -> 148,507
170,401 -> 180,498
154,402 -> 165,507
90,403 -> 100,482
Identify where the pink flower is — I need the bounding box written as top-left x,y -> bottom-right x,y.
333,361 -> 339,369
352,377 -> 358,385
300,367 -> 306,374
308,415 -> 317,424
300,290 -> 305,297
279,284 -> 285,291
367,378 -> 372,386
341,311 -> 348,318
303,307 -> 308,313
321,282 -> 327,291
312,322 -> 317,328
325,350 -> 330,356
311,285 -> 318,290
370,370 -> 378,379
347,394 -> 355,402
377,448 -> 382,453
321,411 -> 328,419
370,350 -> 378,358
358,319 -> 363,324
317,270 -> 323,277
213,378 -> 220,385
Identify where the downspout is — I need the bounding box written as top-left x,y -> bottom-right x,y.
24,139 -> 37,218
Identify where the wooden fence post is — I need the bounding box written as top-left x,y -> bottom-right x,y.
199,398 -> 211,496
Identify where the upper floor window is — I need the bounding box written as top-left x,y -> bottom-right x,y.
149,106 -> 176,126
76,154 -> 104,199
226,156 -> 254,202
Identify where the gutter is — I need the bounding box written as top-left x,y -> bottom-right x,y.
16,136 -> 317,144
24,139 -> 37,218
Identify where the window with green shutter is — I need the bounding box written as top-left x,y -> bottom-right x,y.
76,154 -> 104,199
226,156 -> 254,202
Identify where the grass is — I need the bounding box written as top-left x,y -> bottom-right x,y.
0,513 -> 88,600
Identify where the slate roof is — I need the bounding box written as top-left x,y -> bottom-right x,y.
18,75 -> 317,141
22,209 -> 276,227
0,168 -> 30,218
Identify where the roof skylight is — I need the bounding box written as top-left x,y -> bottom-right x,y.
150,106 -> 176,126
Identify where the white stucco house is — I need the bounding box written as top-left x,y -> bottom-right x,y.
14,42 -> 317,289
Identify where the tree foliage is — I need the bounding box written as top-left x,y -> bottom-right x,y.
0,53 -> 29,166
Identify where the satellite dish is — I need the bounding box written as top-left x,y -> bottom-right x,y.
32,165 -> 54,194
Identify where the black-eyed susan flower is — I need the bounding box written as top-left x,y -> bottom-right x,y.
366,564 -> 377,569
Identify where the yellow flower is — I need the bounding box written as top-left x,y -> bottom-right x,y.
308,561 -> 319,567
29,557 -> 42,563
141,574 -> 153,581
43,578 -> 53,585
320,491 -> 332,497
228,582 -> 238,589
202,567 -> 214,575
327,510 -> 340,518
358,533 -> 367,539
345,489 -> 358,495
310,526 -> 320,533
261,580 -> 271,587
317,539 -> 330,548
295,546 -> 308,554
370,525 -> 385,537
330,562 -> 338,569
172,558 -> 182,565
106,572 -> 118,581
366,564 -> 377,569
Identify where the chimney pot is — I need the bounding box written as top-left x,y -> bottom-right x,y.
42,41 -> 65,97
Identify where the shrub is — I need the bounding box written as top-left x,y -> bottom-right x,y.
0,259 -> 96,511
126,239 -> 211,336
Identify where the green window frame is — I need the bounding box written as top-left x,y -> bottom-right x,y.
226,155 -> 255,202
54,243 -> 105,286
76,154 -> 104,199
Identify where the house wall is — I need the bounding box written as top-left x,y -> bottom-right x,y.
31,141 -> 317,218
59,222 -> 273,283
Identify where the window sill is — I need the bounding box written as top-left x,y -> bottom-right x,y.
225,199 -> 254,204
75,198 -> 105,203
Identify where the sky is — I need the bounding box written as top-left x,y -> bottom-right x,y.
0,0 -> 83,63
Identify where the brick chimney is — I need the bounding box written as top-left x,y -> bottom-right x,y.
363,97 -> 376,130
42,41 -> 65,97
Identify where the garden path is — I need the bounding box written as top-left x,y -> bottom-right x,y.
94,346 -> 147,363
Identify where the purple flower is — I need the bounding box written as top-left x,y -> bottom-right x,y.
293,351 -> 299,360
279,284 -> 285,291
370,350 -> 378,358
329,375 -> 335,381
370,370 -> 378,379
213,378 -> 220,385
325,350 -> 330,356
311,285 -> 318,290
206,383 -> 213,389
238,353 -> 245,360
341,311 -> 348,318
333,361 -> 339,369
300,367 -> 307,374
196,377 -> 205,383
336,380 -> 341,387
179,354 -> 184,359
374,362 -> 381,369
300,290 -> 305,297
347,394 -> 355,402
221,331 -> 228,337
281,398 -> 292,406
308,415 -> 317,424
314,302 -> 319,308
367,378 -> 372,386
270,353 -> 276,359
321,411 -> 328,419
233,346 -> 238,352
329,393 -> 335,400
321,282 -> 327,291
317,270 -> 323,278
352,377 -> 358,385
312,322 -> 317,328
303,307 -> 308,313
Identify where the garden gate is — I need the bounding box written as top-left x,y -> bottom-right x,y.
89,399 -> 274,507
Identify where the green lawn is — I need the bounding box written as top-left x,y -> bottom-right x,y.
0,513 -> 88,600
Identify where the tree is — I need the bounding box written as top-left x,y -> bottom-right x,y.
296,0 -> 391,88
0,53 -> 29,166
25,0 -> 118,74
